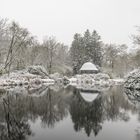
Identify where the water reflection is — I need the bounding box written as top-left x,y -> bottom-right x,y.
0,86 -> 71,139
0,97 -> 32,140
124,88 -> 140,104
70,88 -> 103,136
69,86 -> 139,137
0,85 -> 139,139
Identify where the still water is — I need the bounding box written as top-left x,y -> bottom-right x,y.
0,85 -> 140,140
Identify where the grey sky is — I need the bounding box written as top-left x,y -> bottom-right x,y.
0,0 -> 140,46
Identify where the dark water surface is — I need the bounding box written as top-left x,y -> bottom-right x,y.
0,85 -> 140,140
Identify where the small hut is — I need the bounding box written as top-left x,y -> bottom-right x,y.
80,62 -> 98,74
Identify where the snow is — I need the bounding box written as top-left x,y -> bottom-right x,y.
80,62 -> 98,71
74,73 -> 111,86
124,68 -> 140,90
68,73 -> 124,88
69,77 -> 77,83
50,73 -> 61,80
111,79 -> 124,85
0,70 -> 54,88
42,79 -> 55,84
80,92 -> 99,102
27,65 -> 48,77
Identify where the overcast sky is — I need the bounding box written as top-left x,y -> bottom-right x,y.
0,0 -> 140,46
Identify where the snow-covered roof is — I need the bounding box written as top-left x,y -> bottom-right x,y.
80,62 -> 98,71
80,92 -> 98,102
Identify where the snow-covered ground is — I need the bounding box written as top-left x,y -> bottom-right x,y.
110,79 -> 124,85
124,68 -> 140,90
0,70 -> 55,89
68,73 -> 124,87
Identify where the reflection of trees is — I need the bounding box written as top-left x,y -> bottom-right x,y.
70,86 -> 138,137
0,97 -> 31,140
101,86 -> 134,121
124,88 -> 140,122
0,85 -> 139,139
39,88 -> 68,128
69,89 -> 103,136
0,88 -> 6,97
135,126 -> 140,140
27,87 -> 68,128
0,86 -> 69,134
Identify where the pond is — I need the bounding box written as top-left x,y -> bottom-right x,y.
0,85 -> 140,140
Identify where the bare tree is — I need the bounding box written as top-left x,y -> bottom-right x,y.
4,22 -> 34,74
102,44 -> 130,78
103,44 -> 119,71
132,26 -> 140,45
43,37 -> 58,74
0,18 -> 9,66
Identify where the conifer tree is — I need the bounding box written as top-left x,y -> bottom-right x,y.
70,29 -> 103,74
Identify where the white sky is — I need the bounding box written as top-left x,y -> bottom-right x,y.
0,0 -> 140,46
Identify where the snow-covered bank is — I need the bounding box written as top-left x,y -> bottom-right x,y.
68,73 -> 124,87
0,72 -> 54,88
125,88 -> 140,104
124,68 -> 140,90
124,68 -> 140,101
110,78 -> 124,85
0,66 -> 55,88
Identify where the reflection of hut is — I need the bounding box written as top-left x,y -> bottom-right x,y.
80,62 -> 98,74
79,88 -> 100,102
80,92 -> 99,102
70,88 -> 103,137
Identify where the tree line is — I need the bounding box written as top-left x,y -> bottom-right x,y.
0,19 -> 70,75
0,18 -> 140,77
